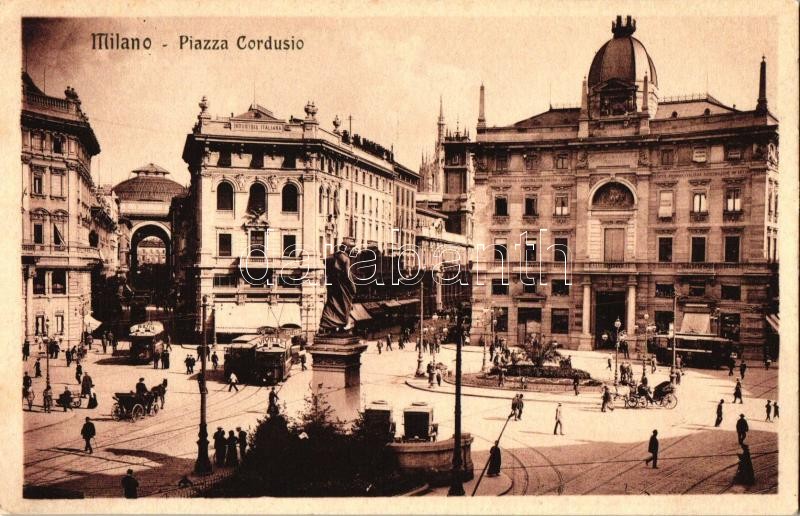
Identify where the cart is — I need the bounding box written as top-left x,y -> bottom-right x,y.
112,392 -> 158,422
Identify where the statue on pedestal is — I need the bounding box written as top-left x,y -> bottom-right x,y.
318,237 -> 356,335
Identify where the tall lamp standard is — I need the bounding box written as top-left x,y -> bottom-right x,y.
448,304 -> 465,496
642,313 -> 649,377
194,295 -> 212,474
613,317 -> 621,386
44,316 -> 51,386
415,278 -> 426,377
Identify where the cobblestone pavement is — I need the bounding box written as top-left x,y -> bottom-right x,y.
22,330 -> 778,497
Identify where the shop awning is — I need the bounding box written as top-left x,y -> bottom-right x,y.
84,314 -> 103,332
675,334 -> 729,342
766,314 -> 779,333
350,303 -> 372,322
395,299 -> 419,306
214,302 -> 301,334
382,300 -> 402,308
679,312 -> 710,335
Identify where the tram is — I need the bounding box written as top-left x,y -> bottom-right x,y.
224,328 -> 294,385
653,334 -> 735,369
129,321 -> 167,364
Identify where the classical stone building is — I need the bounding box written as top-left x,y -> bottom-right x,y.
21,73 -> 121,346
178,99 -> 418,340
451,16 -> 779,358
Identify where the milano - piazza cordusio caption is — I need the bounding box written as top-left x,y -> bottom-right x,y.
91,32 -> 305,51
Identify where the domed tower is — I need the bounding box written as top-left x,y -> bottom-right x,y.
587,15 -> 659,119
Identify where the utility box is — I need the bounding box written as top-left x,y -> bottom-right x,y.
403,402 -> 437,441
363,400 -> 396,442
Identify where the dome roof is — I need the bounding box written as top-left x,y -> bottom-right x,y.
112,163 -> 186,203
588,16 -> 657,89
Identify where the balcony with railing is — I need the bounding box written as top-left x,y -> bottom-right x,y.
722,209 -> 744,222
689,210 -> 709,223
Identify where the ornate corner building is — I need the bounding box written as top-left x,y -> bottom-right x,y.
448,16 -> 778,358
177,99 -> 419,340
21,73 -> 125,346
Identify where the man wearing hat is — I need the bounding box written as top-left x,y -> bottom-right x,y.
736,414 -> 749,445
213,426 -> 226,467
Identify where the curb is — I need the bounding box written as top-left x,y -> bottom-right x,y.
404,378 -> 597,407
399,483 -> 430,497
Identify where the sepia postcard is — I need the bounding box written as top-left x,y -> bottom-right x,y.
0,0 -> 797,514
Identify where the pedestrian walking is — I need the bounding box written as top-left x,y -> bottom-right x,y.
376,340 -> 382,355
645,430 -> 659,468
161,350 -> 169,369
75,363 -> 83,385
487,440 -> 502,477
185,354 -> 194,374
715,399 -> 724,427
733,379 -> 743,404
211,351 -> 219,370
268,387 -> 279,416
765,400 -> 772,421
86,335 -> 93,351
65,346 -> 73,367
739,360 -> 747,380
436,369 -> 442,387
736,414 -> 749,445
728,356 -> 735,376
81,417 -> 96,453
153,350 -> 160,369
213,427 -> 226,466
121,469 -> 139,499
607,357 -> 612,371
300,352 -> 307,371
101,334 -> 108,354
385,334 -> 393,351
228,372 -> 239,392
34,358 -> 42,378
510,395 -> 519,420
554,403 -> 564,435
59,386 -> 74,412
498,368 -> 505,387
22,340 -> 30,361
110,332 -> 118,354
573,374 -> 580,396
675,369 -> 682,385
226,430 -> 239,467
773,401 -> 779,419
42,384 -> 53,413
81,371 -> 93,398
237,427 -> 247,460
517,395 -> 524,420
651,357 -> 657,374
87,391 -> 98,409
601,386 -> 612,412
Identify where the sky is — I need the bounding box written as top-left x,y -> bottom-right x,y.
22,16 -> 777,188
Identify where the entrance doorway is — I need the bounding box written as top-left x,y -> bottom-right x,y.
517,308 -> 542,346
594,291 -> 626,348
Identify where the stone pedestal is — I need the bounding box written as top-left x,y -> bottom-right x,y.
388,433 -> 475,486
307,334 -> 368,422
577,334 -> 594,351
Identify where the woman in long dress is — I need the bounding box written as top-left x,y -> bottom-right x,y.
487,441 -> 502,477
318,239 -> 356,334
225,430 -> 239,467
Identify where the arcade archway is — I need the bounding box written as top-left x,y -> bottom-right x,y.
129,223 -> 171,293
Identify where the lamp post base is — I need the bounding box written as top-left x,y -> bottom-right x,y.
194,429 -> 212,475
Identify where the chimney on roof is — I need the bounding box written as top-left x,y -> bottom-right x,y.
756,56 -> 768,114
640,73 -> 651,135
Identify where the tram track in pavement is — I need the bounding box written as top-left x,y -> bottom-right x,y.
24,384 -> 268,485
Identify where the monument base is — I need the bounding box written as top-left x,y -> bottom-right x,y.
307,334 -> 368,422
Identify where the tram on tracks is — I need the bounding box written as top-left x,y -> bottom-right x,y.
129,321 -> 167,364
653,333 -> 736,369
224,327 -> 298,385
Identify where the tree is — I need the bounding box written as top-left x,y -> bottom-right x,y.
522,340 -> 562,368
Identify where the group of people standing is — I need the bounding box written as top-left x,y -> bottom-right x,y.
213,426 -> 249,467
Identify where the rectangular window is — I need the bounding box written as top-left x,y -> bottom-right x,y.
32,133 -> 42,151
655,311 -> 674,334
51,270 -> 66,295
721,313 -> 741,341
32,172 -> 44,195
692,192 -> 708,213
33,223 -> 44,245
603,228 -> 625,262
283,235 -> 297,257
658,191 -> 674,218
524,239 -> 537,262
249,230 -> 265,257
33,269 -> 46,295
692,147 -> 708,163
524,196 -> 538,216
689,282 -> 706,297
553,237 -> 568,262
724,236 -> 740,263
35,314 -> 45,336
494,196 -> 508,216
496,155 -> 508,171
661,149 -> 674,166
51,173 -> 64,197
213,273 -> 238,287
726,147 -> 742,161
655,283 -> 675,298
551,280 -> 569,296
495,309 -> 509,333
53,222 -> 65,246
491,279 -> 509,296
555,154 -> 568,169
691,236 -> 706,262
522,281 -> 537,294
218,233 -> 232,257
551,309 -> 569,334
554,195 -> 569,216
55,314 -> 64,334
721,285 -> 741,301
725,189 -> 742,212
658,237 -> 673,262
493,238 -> 508,262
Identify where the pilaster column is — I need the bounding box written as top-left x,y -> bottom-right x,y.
626,280 -> 636,335
582,283 -> 591,335
25,267 -> 34,341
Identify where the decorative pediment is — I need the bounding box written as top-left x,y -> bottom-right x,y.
654,181 -> 677,188
552,184 -> 572,191
522,185 -> 541,191
687,227 -> 710,233
689,179 -> 711,187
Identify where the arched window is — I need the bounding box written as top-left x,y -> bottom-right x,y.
282,183 -> 299,212
89,230 -> 99,248
247,183 -> 267,214
216,181 -> 234,211
326,188 -> 332,214
319,186 -> 324,214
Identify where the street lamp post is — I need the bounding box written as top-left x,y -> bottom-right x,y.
431,313 -> 439,364
448,304 -> 465,496
642,313 -> 649,377
415,279 -> 426,377
613,317 -> 621,386
44,316 -> 51,386
194,295 -> 212,474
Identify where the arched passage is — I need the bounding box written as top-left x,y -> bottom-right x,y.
129,223 -> 172,292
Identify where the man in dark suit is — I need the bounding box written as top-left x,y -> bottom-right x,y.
715,399 -> 724,427
645,429 -> 659,469
736,414 -> 749,445
81,417 -> 96,454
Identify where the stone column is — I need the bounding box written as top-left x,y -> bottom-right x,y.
582,283 -> 591,335
626,281 -> 636,335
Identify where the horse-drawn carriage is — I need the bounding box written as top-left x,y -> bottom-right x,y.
624,380 -> 677,409
112,392 -> 159,422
